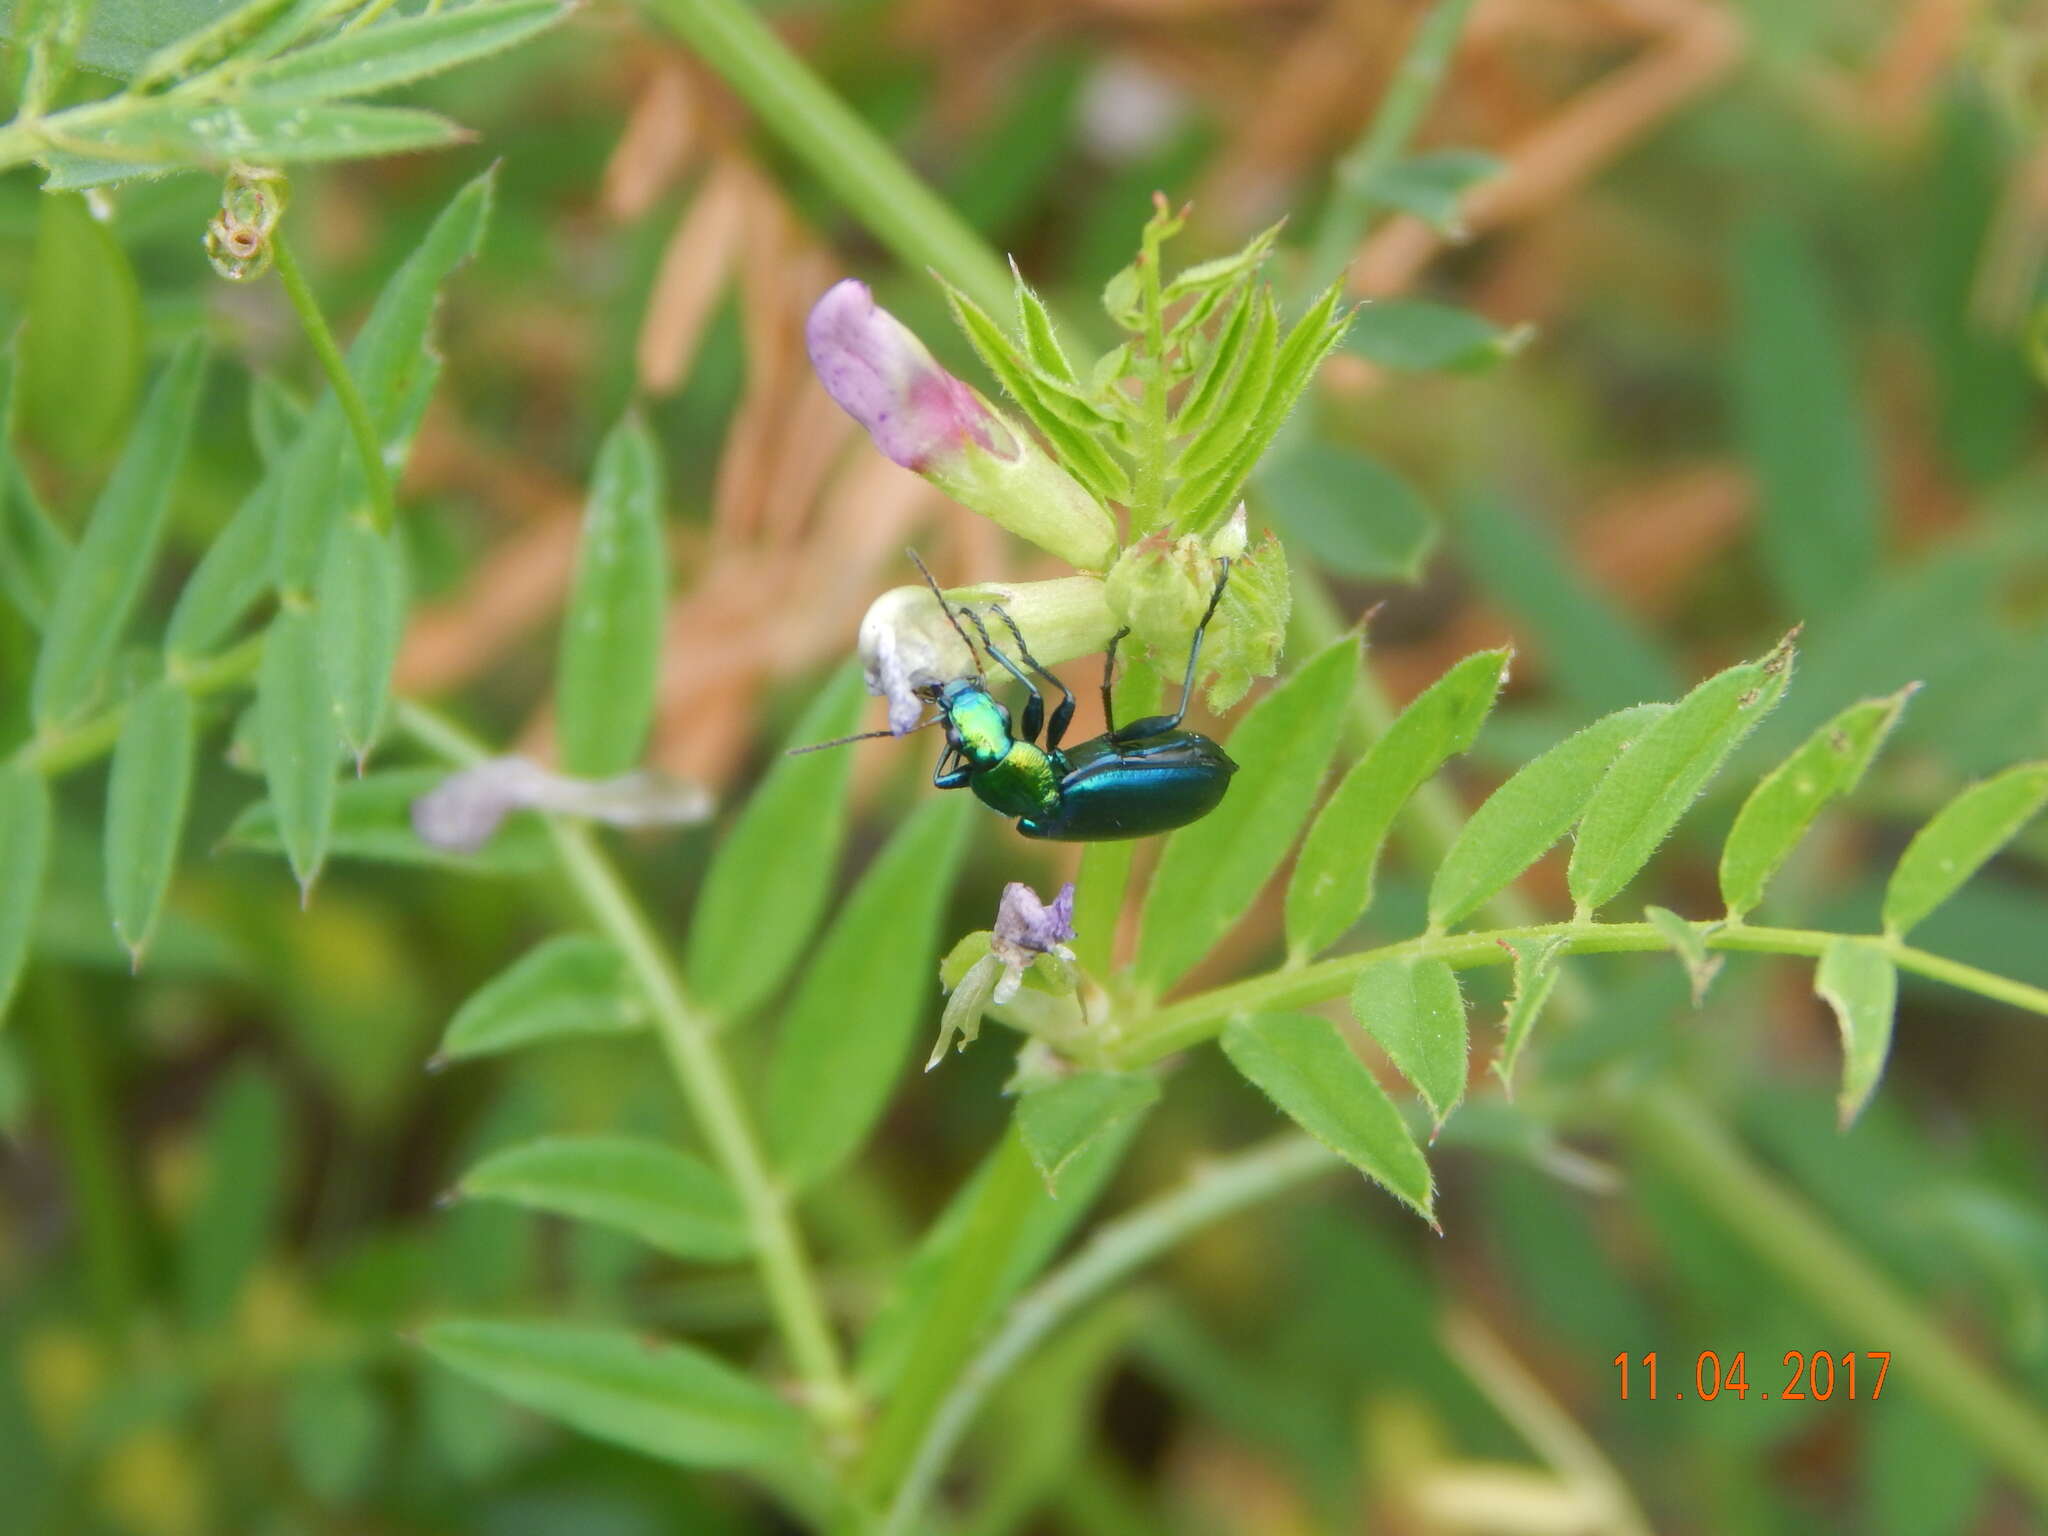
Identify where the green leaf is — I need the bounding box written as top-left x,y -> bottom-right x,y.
316,514 -> 406,769
130,0 -> 303,89
104,682 -> 195,967
240,0 -> 570,100
1221,1012 -> 1433,1221
1016,1072 -> 1161,1196
1567,640 -> 1795,914
32,339 -> 206,728
1254,442 -> 1437,583
1,460 -> 71,632
1014,278 -> 1075,380
1429,704 -> 1667,929
685,665 -> 865,1022
1814,937 -> 1897,1128
0,767 -> 52,1024
1174,292 -> 1279,485
273,168 -> 493,591
1366,148 -> 1501,234
1719,688 -> 1912,919
419,1319 -> 810,1471
1349,956 -> 1468,1129
226,765 -> 553,874
437,935 -> 644,1064
1349,299 -> 1527,374
1453,491 -> 1678,717
19,192 -> 143,467
1287,649 -> 1508,958
1730,218 -> 1881,618
767,795 -> 971,1186
1161,218 -> 1283,303
1882,762 -> 2048,939
1181,282 -> 1354,529
247,372 -> 307,467
1171,282 -> 1257,438
1493,935 -> 1564,1092
1644,905 -> 1722,1006
942,281 -> 1129,503
68,100 -> 469,169
179,1065 -> 288,1330
165,478 -> 280,660
1135,633 -> 1357,991
256,608 -> 338,900
459,1136 -> 749,1262
284,1364 -> 383,1504
557,413 -> 665,777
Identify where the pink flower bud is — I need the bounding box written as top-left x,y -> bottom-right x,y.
805,279 -> 1016,472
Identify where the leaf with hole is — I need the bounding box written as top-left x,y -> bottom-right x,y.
1135,633 -> 1357,990
1349,955 -> 1469,1129
460,1136 -> 749,1262
1882,762 -> 2048,939
1567,640 -> 1795,914
1720,688 -> 1912,918
419,1320 -> 811,1471
1644,906 -> 1722,1006
1288,649 -> 1508,957
1222,1012 -> 1433,1220
438,935 -> 643,1064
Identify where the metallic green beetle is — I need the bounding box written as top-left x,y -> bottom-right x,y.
809,556 -> 1238,841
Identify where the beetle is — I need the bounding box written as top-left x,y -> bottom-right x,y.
800,554 -> 1238,841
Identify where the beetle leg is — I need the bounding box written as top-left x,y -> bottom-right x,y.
933,741 -> 972,789
1100,628 -> 1129,735
962,606 -> 1046,745
1115,560 -> 1231,740
990,605 -> 1075,750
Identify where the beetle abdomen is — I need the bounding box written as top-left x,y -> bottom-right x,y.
1016,732 -> 1237,842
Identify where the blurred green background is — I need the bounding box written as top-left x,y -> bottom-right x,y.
3,1 -> 2047,1532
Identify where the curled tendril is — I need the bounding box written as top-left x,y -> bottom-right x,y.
204,164 -> 289,281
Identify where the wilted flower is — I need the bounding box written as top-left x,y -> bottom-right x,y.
928,881 -> 1079,1069
411,757 -> 712,853
807,280 -> 1118,571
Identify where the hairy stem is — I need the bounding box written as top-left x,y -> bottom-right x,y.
271,233 -> 396,536
635,0 -> 1013,317
882,1133 -> 1337,1536
1623,1080 -> 2048,1506
395,701 -> 860,1435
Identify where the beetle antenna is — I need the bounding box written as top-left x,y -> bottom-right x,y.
906,547 -> 984,680
787,715 -> 940,755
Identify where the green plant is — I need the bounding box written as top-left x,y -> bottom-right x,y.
6,2 -> 2048,1533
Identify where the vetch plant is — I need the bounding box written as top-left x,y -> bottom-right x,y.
8,0 -> 2048,1530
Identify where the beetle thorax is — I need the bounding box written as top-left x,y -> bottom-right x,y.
939,683 -> 1013,767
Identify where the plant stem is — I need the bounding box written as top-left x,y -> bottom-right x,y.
635,0 -> 1014,317
271,233 -> 396,536
16,632 -> 266,777
881,1133 -> 1336,1536
1302,0 -> 1479,296
394,701 -> 860,1435
858,1124 -> 1046,1505
1623,1079 -> 2048,1508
